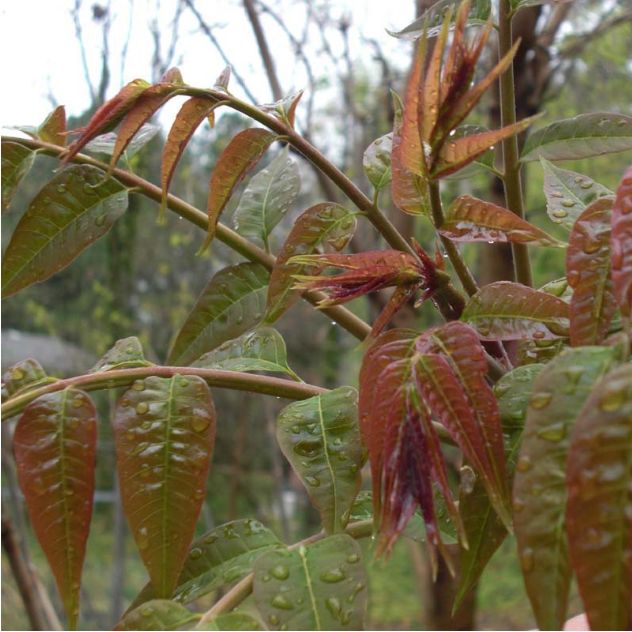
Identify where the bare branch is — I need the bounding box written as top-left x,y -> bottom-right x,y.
71,0 -> 97,105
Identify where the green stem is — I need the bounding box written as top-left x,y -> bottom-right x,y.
428,181 -> 479,297
197,519 -> 374,624
498,0 -> 533,287
7,137 -> 371,342
1,366 -> 326,421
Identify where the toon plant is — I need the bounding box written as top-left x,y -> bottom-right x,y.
2,0 -> 631,630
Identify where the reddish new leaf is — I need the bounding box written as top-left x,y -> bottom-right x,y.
160,97 -> 224,222
200,128 -> 276,251
611,165 -> 632,317
441,196 -> 562,247
566,197 -> 616,345
566,363 -> 632,631
114,375 -> 216,597
38,105 -> 67,146
13,388 -> 97,629
63,79 -> 150,164
462,281 -> 569,340
264,203 -> 357,323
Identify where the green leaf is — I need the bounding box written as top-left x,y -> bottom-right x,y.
193,328 -> 299,380
454,364 -> 544,611
566,363 -> 632,631
38,105 -> 67,146
461,281 -> 569,340
540,158 -> 613,230
168,263 -> 269,366
197,613 -> 263,630
276,387 -> 364,534
265,204 -> 357,323
90,336 -> 153,372
387,0 -> 491,39
513,347 -> 616,630
233,147 -> 300,246
1,140 -> 36,212
114,375 -> 216,597
521,113 -> 632,162
128,519 -> 283,608
362,133 -> 392,190
13,388 -> 97,629
115,600 -> 199,631
2,358 -> 54,399
252,534 -> 368,630
2,165 -> 128,298
511,0 -> 572,10
85,123 -> 160,158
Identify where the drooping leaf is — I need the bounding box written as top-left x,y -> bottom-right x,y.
276,387 -> 364,534
161,97 -> 224,220
387,0 -> 491,40
513,347 -> 616,630
611,165 -> 632,317
193,328 -> 299,380
91,337 -> 153,372
114,375 -> 216,597
2,358 -> 54,399
13,388 -> 97,629
83,123 -> 160,158
201,128 -> 276,250
128,519 -> 283,608
264,204 -> 357,323
197,613 -> 264,631
363,133 -> 392,191
37,105 -> 67,146
461,281 -> 570,340
440,195 -> 562,246
521,113 -> 632,162
2,165 -> 128,298
168,263 -> 269,366
252,534 -> 368,631
115,600 -> 199,631
232,147 -> 300,246
566,363 -> 632,631
454,364 -> 544,611
1,140 -> 36,212
540,158 -> 613,229
63,79 -> 150,164
566,197 -> 616,346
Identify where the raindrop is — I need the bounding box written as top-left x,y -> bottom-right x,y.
271,594 -> 294,610
191,416 -> 210,432
72,397 -> 83,409
138,527 -> 149,550
599,387 -> 624,412
530,392 -> 552,409
561,199 -> 575,208
551,209 -> 568,219
516,455 -> 532,472
582,240 -> 600,255
325,596 -> 342,619
132,380 -> 145,391
347,553 -> 360,564
305,476 -> 320,487
262,574 -> 271,582
10,367 -> 24,381
268,614 -> 280,625
537,422 -> 565,442
125,430 -> 135,441
579,181 -> 592,190
95,215 -> 106,227
521,547 -> 535,572
204,534 -> 218,545
270,564 -> 289,580
141,606 -> 153,617
136,402 -> 149,415
320,568 -> 345,583
56,184 -> 67,193
190,547 -> 203,560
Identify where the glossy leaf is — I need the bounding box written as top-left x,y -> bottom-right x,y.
197,613 -> 263,630
91,336 -> 153,372
442,126 -> 496,180
114,375 -> 216,597
521,113 -> 632,162
232,147 -> 300,246
38,105 -> 67,146
265,204 -> 357,323
2,358 -> 53,399
115,600 -> 198,631
363,132 -> 392,190
566,363 -> 632,631
540,158 -> 613,230
454,364 -> 544,610
13,388 -> 97,629
387,0 -> 491,40
84,123 -> 160,157
566,197 -> 616,345
2,165 -> 128,298
513,347 -> 616,630
202,128 -> 276,250
193,328 -> 298,380
161,97 -> 224,220
252,534 -> 368,630
276,387 -> 364,534
63,78 -> 150,164
461,281 -> 569,340
611,165 -> 632,317
128,519 -> 283,608
440,195 -> 562,246
1,140 -> 36,212
168,263 -> 268,366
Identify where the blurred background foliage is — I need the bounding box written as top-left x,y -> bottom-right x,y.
2,0 -> 631,629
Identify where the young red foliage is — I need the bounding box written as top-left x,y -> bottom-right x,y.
611,165 -> 632,318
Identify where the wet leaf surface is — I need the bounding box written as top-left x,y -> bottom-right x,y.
611,165 -> 632,317
2,358 -> 54,399
115,599 -> 198,630
197,613 -> 264,630
363,133 -> 392,190
91,337 -> 153,372
1,140 -> 36,212
37,105 -> 67,146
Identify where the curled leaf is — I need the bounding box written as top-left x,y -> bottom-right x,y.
363,132 -> 392,191
2,358 -> 53,399
38,105 -> 67,146
1,140 -> 36,212
91,337 -> 152,372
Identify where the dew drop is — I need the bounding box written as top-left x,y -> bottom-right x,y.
272,594 -> 294,610
325,596 -> 342,619
191,416 -> 210,432
516,455 -> 532,472
125,430 -> 135,441
320,568 -> 345,583
271,564 -> 289,580
72,397 -> 84,408
56,184 -> 67,193
136,402 -> 149,415
561,199 -> 575,208
582,240 -> 600,255
537,422 -> 565,442
141,606 -> 153,617
530,392 -> 552,409
132,380 -> 145,391
138,527 -> 149,550
204,534 -> 218,545
10,367 -> 25,381
268,614 -> 279,625
262,574 -> 271,582
347,553 -> 360,563
190,547 -> 203,560
305,476 -> 320,487
521,547 -> 534,572
95,215 -> 106,227
291,425 -> 301,434
599,387 -> 624,412
551,209 -> 568,219
579,181 -> 592,190
141,420 -> 152,430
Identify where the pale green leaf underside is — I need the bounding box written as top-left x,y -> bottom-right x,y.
2,140 -> 36,212
115,599 -> 198,631
197,613 -> 264,630
362,133 -> 392,190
